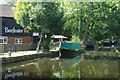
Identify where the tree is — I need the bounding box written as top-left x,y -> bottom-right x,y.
14,1 -> 64,52
63,2 -> 120,43
14,1 -> 120,51
4,0 -> 17,5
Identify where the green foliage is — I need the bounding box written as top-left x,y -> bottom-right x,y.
71,34 -> 81,42
14,2 -> 64,33
4,0 -> 17,5
14,1 -> 64,51
13,1 -> 120,50
63,2 -> 120,43
6,2 -> 16,5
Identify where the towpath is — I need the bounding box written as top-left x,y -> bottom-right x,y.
0,50 -> 58,58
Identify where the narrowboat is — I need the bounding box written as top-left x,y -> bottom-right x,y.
59,41 -> 84,58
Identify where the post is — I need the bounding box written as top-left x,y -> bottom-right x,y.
36,32 -> 43,53
8,48 -> 12,57
14,45 -> 17,52
2,45 -> 4,53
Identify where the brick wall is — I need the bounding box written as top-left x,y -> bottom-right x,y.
0,36 -> 35,53
8,37 -> 33,45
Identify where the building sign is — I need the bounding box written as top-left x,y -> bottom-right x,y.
5,27 -> 24,34
24,30 -> 29,33
1,17 -> 32,37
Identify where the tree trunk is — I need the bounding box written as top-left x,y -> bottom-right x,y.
82,3 -> 91,43
82,21 -> 89,43
43,33 -> 51,51
36,32 -> 43,53
40,33 -> 51,52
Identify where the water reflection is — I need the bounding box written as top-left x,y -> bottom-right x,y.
2,58 -> 119,79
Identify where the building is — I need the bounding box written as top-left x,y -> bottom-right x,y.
51,35 -> 68,42
0,5 -> 35,53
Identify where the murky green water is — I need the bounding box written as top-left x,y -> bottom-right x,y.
2,57 -> 120,79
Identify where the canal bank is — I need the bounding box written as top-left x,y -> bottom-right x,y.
1,50 -> 59,64
1,50 -> 120,64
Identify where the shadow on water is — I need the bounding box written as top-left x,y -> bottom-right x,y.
2,57 -> 120,79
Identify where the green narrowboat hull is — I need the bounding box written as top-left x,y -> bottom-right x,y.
59,42 -> 84,58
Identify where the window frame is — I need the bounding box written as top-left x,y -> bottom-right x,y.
14,38 -> 23,44
0,36 -> 8,44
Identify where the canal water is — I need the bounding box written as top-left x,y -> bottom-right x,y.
2,57 -> 120,79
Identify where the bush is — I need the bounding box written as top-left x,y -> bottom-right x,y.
71,34 -> 81,42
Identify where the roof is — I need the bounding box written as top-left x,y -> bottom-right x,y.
51,35 -> 67,39
0,4 -> 15,17
86,41 -> 97,45
1,17 -> 32,37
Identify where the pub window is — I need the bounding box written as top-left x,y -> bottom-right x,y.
15,38 -> 23,44
0,36 -> 8,44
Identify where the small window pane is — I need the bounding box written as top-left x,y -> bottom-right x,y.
15,38 -> 23,44
4,38 -> 7,43
0,36 -> 7,44
19,39 -> 22,41
0,39 -> 3,43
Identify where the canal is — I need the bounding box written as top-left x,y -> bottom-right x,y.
2,57 -> 119,79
